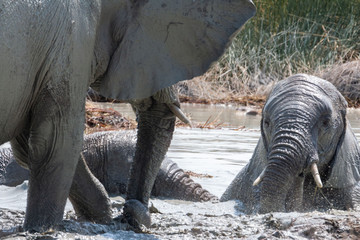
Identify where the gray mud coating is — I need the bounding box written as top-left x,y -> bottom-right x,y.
2,201 -> 360,239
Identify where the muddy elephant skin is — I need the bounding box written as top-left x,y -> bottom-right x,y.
221,74 -> 360,213
0,0 -> 255,231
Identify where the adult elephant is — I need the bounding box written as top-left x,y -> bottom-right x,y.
0,0 -> 256,232
221,74 -> 360,213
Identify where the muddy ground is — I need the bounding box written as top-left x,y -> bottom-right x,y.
2,197 -> 360,240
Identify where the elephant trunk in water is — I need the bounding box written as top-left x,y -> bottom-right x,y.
259,107 -> 321,213
123,87 -> 178,228
152,158 -> 219,202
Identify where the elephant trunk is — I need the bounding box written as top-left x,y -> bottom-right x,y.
152,158 -> 219,202
123,87 -> 177,228
126,105 -> 175,204
259,124 -> 316,213
260,156 -> 297,213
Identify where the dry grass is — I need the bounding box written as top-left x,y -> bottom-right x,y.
176,75 -> 268,108
178,60 -> 360,108
184,171 -> 213,179
176,0 -> 360,107
317,61 -> 360,107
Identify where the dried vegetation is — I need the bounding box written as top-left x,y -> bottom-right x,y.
178,0 -> 360,107
85,102 -> 137,133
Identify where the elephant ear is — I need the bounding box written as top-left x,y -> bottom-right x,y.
325,120 -> 360,188
99,0 -> 256,100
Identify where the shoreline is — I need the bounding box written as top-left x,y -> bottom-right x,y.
85,99 -> 360,133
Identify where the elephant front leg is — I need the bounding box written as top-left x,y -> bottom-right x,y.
123,87 -> 178,229
11,90 -> 85,232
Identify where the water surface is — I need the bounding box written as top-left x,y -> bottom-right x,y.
86,103 -> 360,197
1,103 -> 360,222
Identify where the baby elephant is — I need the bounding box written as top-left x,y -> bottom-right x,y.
0,131 -> 217,203
221,74 -> 360,213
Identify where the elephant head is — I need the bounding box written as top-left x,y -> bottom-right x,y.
221,74 -> 360,213
257,74 -> 360,212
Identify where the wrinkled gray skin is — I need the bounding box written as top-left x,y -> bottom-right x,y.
221,74 -> 360,213
0,131 -> 218,202
0,0 -> 255,231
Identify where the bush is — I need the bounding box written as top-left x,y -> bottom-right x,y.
192,0 -> 360,98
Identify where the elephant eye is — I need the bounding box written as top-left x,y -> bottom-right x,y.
264,119 -> 270,128
321,117 -> 331,128
322,118 -> 330,128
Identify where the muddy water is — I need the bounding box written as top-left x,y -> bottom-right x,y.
89,103 -> 360,197
168,128 -> 260,197
91,102 -> 262,128
0,103 -> 261,209
89,103 -> 262,197
2,103 -> 360,239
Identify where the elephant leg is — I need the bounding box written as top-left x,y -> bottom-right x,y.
68,154 -> 112,224
10,128 -> 31,168
123,88 -> 177,229
10,89 -> 85,232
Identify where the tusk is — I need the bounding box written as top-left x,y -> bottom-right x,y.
167,103 -> 193,128
253,168 -> 266,186
311,163 -> 323,188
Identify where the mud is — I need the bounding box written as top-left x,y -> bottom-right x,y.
151,209 -> 360,239
3,105 -> 360,239
2,197 -> 360,239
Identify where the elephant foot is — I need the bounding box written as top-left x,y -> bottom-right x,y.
119,199 -> 151,231
24,224 -> 54,234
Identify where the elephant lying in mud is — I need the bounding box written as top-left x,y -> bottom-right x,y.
0,0 -> 255,231
221,74 -> 360,213
0,131 -> 218,202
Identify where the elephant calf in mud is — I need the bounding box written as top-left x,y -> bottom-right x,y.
0,131 -> 218,202
221,74 -> 360,213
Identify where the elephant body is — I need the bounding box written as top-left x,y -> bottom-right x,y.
221,74 -> 360,213
0,0 -> 255,231
0,131 -> 218,202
